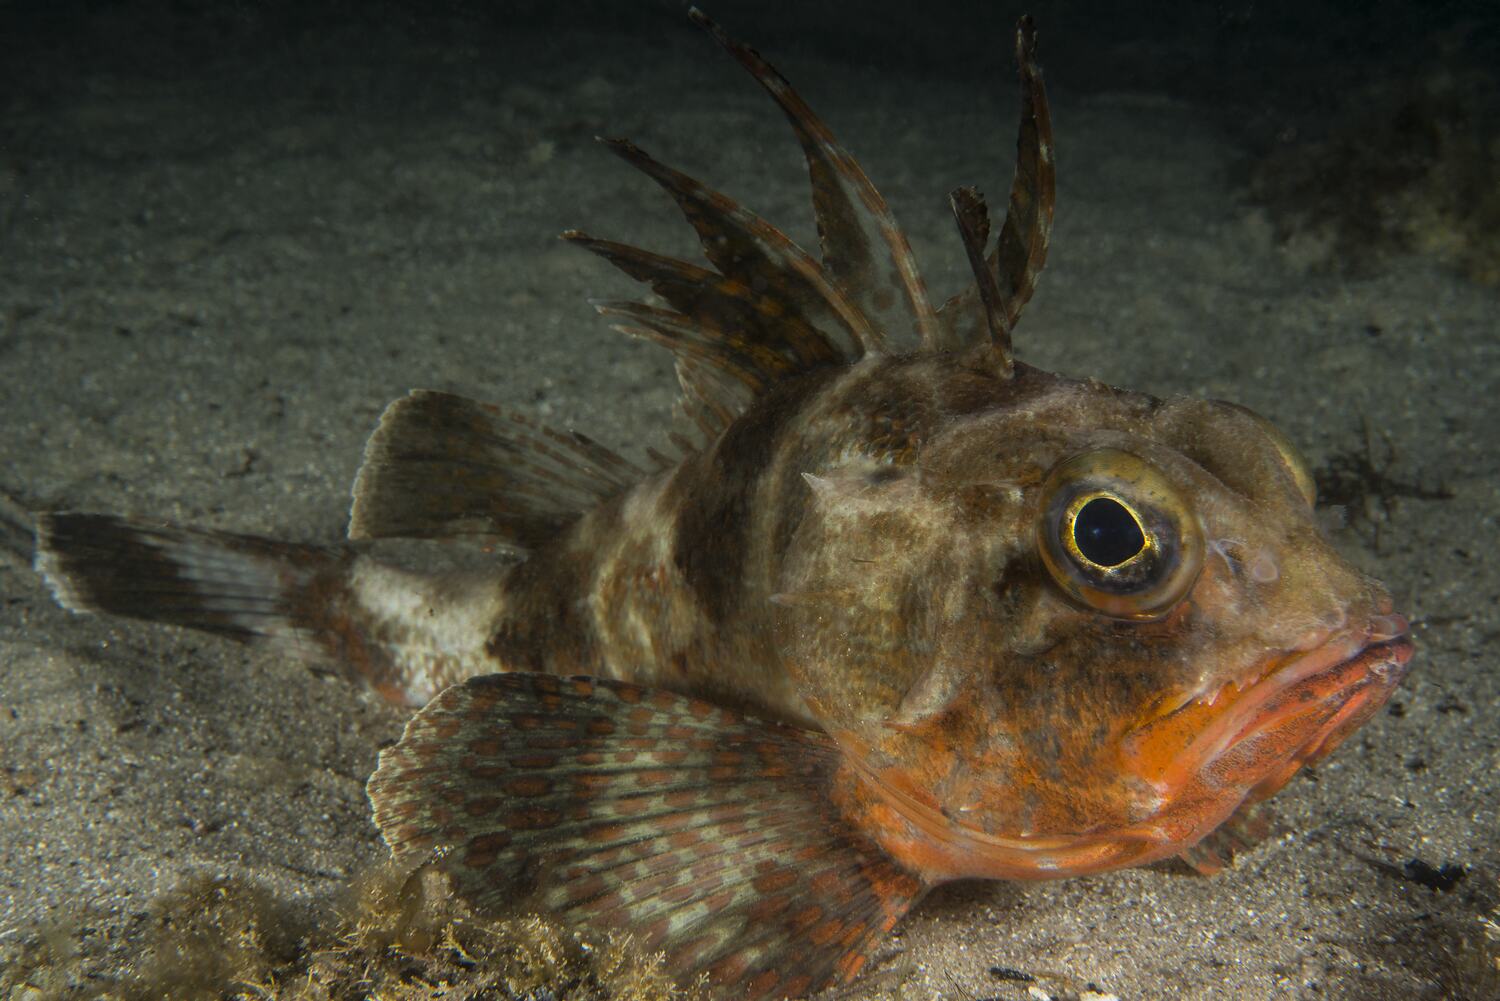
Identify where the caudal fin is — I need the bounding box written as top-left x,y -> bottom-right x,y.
35,512 -> 510,706
35,512 -> 347,652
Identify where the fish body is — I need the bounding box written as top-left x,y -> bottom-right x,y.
33,10 -> 1413,999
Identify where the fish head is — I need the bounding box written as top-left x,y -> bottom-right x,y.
774,362 -> 1413,883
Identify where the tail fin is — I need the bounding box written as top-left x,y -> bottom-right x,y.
35,513 -> 510,706
35,513 -> 347,651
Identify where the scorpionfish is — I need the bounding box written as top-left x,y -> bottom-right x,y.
35,10 -> 1413,999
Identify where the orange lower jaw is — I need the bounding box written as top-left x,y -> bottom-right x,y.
1238,632 -> 1414,800
1124,626 -> 1411,784
843,629 -> 1414,885
833,757 -> 1184,882
1114,628 -> 1414,857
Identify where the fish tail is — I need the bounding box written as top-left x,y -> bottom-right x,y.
35,512 -> 344,643
34,513 -> 496,705
368,672 -> 925,999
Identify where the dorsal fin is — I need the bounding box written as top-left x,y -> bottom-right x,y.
673,355 -> 749,441
690,7 -> 945,352
349,390 -> 644,545
594,301 -> 789,396
937,16 -> 1055,355
571,14 -> 1054,445
949,185 -> 1014,375
561,232 -> 842,370
599,137 -> 878,356
563,231 -> 847,443
607,301 -> 773,441
566,19 -> 920,446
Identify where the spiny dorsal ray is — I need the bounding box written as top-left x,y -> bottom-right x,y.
937,15 -> 1055,364
575,12 -> 1056,447
597,136 -> 879,357
949,185 -> 1014,376
690,6 -> 944,353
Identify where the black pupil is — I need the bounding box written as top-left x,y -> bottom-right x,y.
1073,497 -> 1145,567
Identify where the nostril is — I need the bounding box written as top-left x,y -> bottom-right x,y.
1247,553 -> 1279,583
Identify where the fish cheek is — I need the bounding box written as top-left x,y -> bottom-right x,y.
984,620 -> 1194,804
771,469 -> 1025,735
768,496 -> 933,730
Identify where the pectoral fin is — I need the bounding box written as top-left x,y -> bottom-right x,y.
1176,801 -> 1277,875
368,672 -> 924,999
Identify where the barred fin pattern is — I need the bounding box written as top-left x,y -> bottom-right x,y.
561,233 -> 842,371
368,673 -> 924,1000
350,390 -> 645,545
598,137 -> 875,356
690,7 -> 943,353
949,185 -> 1013,375
571,12 -> 1054,454
35,512 -> 342,647
936,15 -> 1055,359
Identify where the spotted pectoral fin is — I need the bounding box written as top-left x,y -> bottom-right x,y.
350,390 -> 647,545
368,673 -> 924,1000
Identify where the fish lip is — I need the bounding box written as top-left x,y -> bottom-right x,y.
1191,613 -> 1414,770
1120,611 -> 1415,833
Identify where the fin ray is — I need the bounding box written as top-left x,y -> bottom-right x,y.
563,231 -> 843,370
937,16 -> 1055,354
599,137 -> 878,356
35,513 -> 343,648
368,673 -> 923,999
950,185 -> 1014,373
350,390 -> 644,544
1177,801 -> 1277,875
595,300 -> 789,395
676,356 -> 748,442
692,8 -> 942,353
32,513 -> 497,706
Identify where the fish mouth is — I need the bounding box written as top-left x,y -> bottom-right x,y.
842,612 -> 1414,883
1124,612 -> 1415,809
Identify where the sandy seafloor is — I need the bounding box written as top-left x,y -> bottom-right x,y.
1,2 -> 1497,998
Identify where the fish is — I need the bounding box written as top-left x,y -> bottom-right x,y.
31,9 -> 1414,1000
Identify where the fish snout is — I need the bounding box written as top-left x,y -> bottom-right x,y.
1118,608 -> 1413,841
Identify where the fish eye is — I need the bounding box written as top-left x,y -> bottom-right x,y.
1217,401 -> 1317,508
1037,449 -> 1205,619
1069,494 -> 1146,567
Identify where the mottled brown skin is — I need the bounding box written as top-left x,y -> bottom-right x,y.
770,358 -> 1408,880
481,341 -> 1409,886
31,12 -> 1415,999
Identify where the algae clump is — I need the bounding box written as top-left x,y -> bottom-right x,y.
1,862 -> 700,1001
